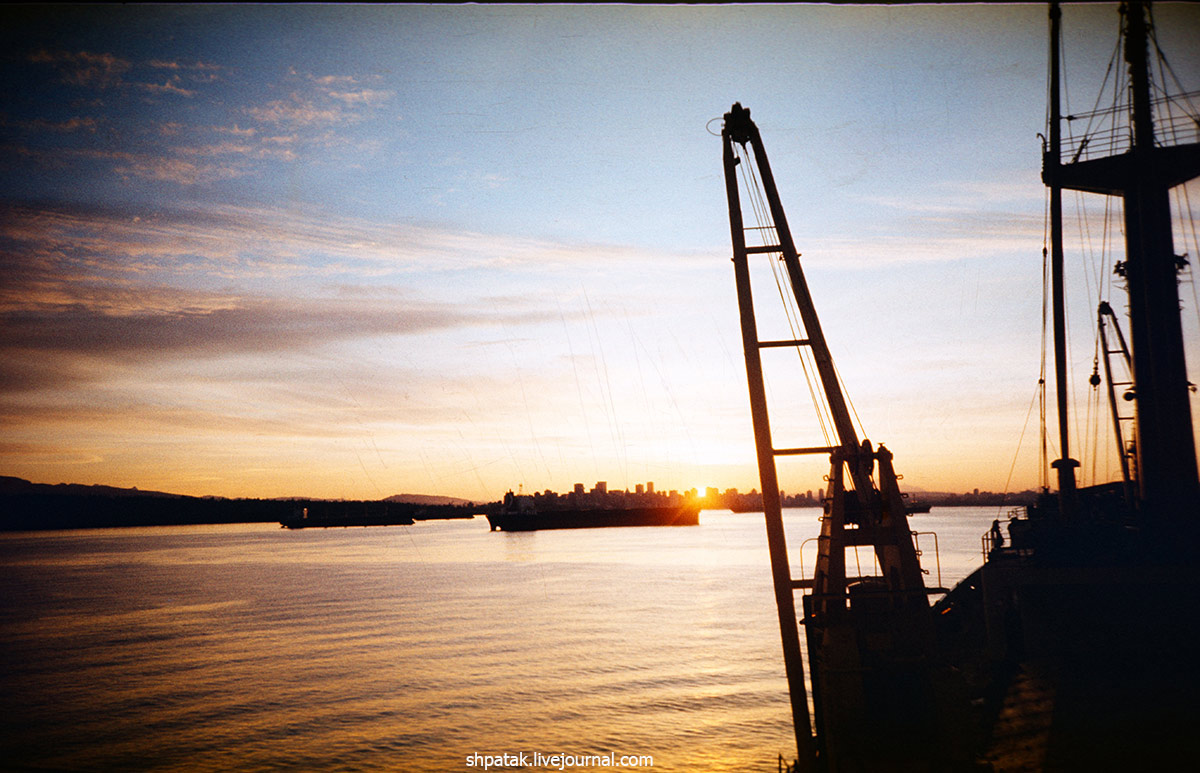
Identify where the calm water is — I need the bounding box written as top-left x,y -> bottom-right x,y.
0,507 -> 1006,772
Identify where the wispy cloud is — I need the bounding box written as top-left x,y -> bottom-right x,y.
311,74 -> 358,86
29,49 -> 132,88
175,141 -> 297,162
212,124 -> 257,137
0,199 -> 651,362
1,199 -> 677,286
7,116 -> 99,133
326,88 -> 393,106
138,75 -> 197,98
0,202 -> 522,398
2,293 -> 477,366
148,58 -> 222,73
246,95 -> 347,127
4,140 -> 263,186
111,155 -> 245,185
794,179 -> 1046,266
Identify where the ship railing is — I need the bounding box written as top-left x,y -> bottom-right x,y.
981,531 -> 1001,561
981,510 -> 1035,562
797,530 -> 944,593
911,531 -> 943,591
797,535 -> 881,583
1058,103 -> 1200,164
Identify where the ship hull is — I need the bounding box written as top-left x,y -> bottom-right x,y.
934,514 -> 1200,770
280,503 -> 416,529
281,514 -> 416,529
487,505 -> 700,532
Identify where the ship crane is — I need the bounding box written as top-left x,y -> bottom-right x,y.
720,3 -> 1200,770
1095,300 -> 1138,505
721,103 -> 953,772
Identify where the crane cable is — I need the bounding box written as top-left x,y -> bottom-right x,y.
733,141 -> 838,451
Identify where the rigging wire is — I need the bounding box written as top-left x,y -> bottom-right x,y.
1008,379 -> 1046,508
582,288 -> 628,483
1057,7 -> 1139,488
734,141 -> 838,451
1072,185 -> 1109,485
1050,8 -> 1072,163
833,360 -> 869,453
1068,25 -> 1123,162
1057,13 -> 1104,484
1179,183 -> 1200,338
1086,346 -> 1101,485
740,149 -> 868,450
1148,5 -> 1200,140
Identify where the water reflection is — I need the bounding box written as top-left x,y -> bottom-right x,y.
0,508 -> 999,771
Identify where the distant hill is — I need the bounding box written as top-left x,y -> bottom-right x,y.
0,477 -> 476,505
0,476 -> 486,531
384,493 -> 476,506
0,476 -> 180,499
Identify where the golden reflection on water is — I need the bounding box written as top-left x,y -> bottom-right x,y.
0,509 -> 999,771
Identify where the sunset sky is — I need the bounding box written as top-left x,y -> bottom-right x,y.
3,4 -> 1198,502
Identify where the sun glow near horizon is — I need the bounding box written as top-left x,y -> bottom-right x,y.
3,4 -> 1197,502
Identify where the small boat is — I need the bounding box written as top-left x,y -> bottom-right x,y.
486,490 -> 700,531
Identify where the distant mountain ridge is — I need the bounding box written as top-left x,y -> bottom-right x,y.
0,476 -> 181,498
0,476 -> 484,531
0,476 -> 474,505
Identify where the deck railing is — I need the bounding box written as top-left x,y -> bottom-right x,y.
1057,92 -> 1200,164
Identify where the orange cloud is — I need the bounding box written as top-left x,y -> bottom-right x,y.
18,116 -> 99,133
147,58 -> 222,72
326,89 -> 393,106
246,96 -> 346,126
111,155 -> 245,185
29,49 -> 132,88
138,75 -> 196,97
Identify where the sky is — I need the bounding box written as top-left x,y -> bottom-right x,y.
2,3 -> 1199,502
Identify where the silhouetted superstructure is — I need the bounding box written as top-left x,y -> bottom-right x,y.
722,3 -> 1200,770
939,3 -> 1200,769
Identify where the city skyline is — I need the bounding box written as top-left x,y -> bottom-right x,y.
2,4 -> 1199,501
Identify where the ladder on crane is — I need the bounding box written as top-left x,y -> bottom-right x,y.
720,103 -> 949,772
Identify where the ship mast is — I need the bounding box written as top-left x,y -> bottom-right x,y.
1045,1 -> 1080,517
1044,1 -> 1200,521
